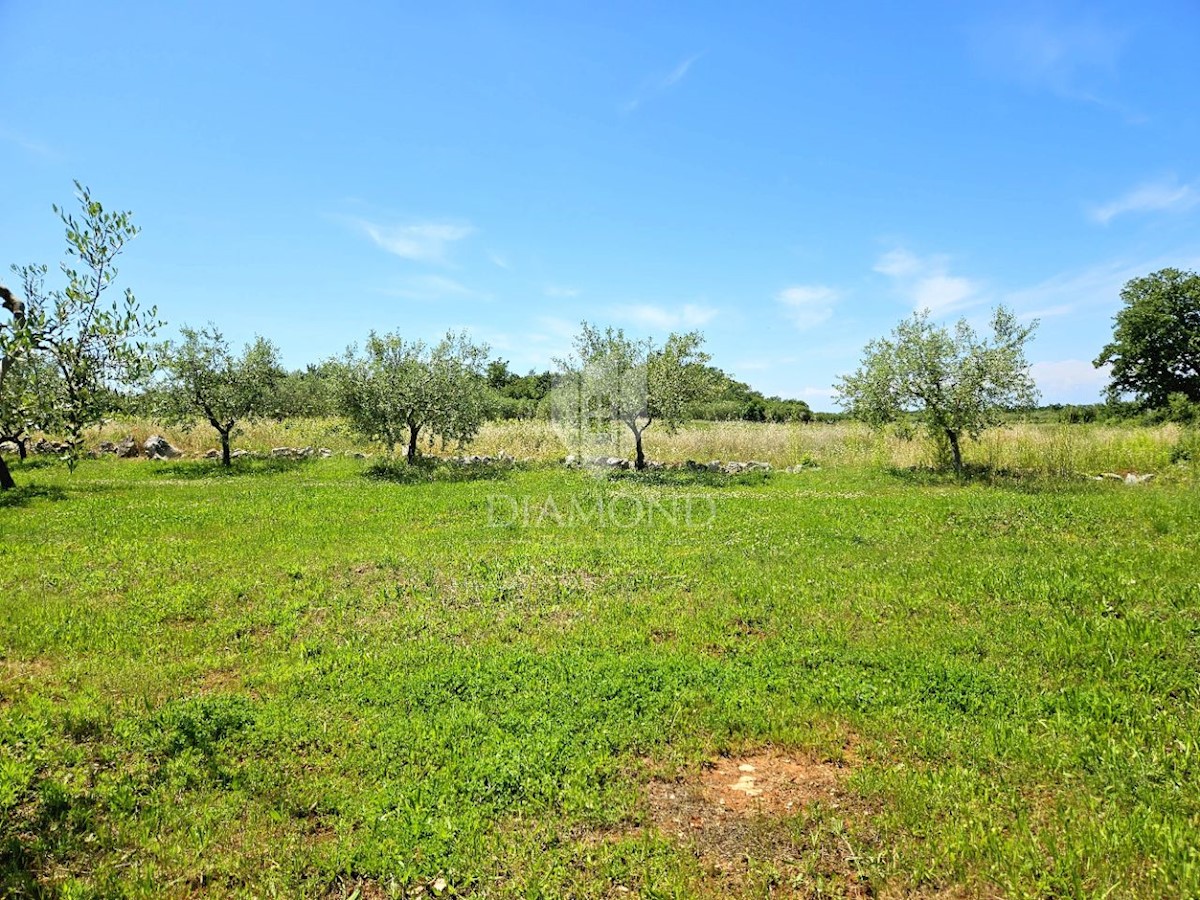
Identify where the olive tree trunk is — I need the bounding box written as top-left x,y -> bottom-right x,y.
946,429 -> 963,473
406,422 -> 421,464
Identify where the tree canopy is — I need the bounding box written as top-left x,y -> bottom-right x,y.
835,306 -> 1039,471
1095,268 -> 1200,408
553,323 -> 714,469
332,330 -> 491,463
158,325 -> 285,466
0,184 -> 159,488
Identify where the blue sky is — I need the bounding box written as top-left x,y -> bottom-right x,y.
2,1 -> 1198,409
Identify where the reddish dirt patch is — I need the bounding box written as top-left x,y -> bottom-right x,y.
645,745 -> 872,896
649,749 -> 854,834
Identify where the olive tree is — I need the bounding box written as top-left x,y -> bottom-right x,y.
834,306 -> 1038,472
1095,268 -> 1200,408
553,323 -> 715,470
332,330 -> 491,463
159,325 -> 285,466
0,349 -> 58,460
0,183 -> 159,489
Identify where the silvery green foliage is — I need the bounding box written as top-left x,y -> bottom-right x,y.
835,306 -> 1038,470
554,323 -> 714,468
3,183 -> 160,471
0,348 -> 59,456
158,325 -> 285,465
332,330 -> 491,461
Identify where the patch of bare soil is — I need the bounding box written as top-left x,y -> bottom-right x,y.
0,656 -> 56,706
198,667 -> 242,694
646,745 -> 874,897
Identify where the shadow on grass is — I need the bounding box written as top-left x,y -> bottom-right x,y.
0,483 -> 68,508
147,457 -> 317,480
10,456 -> 62,471
885,464 -> 1078,490
364,456 -> 518,484
594,466 -> 773,488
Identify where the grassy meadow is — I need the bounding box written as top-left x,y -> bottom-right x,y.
1,421 -> 1198,898
89,416 -> 1198,477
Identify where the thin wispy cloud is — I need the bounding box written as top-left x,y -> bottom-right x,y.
874,249 -> 981,315
613,303 -> 717,329
1090,177 -> 1200,224
622,53 -> 704,113
0,127 -> 60,160
1001,251 -> 1200,319
970,12 -> 1139,119
355,219 -> 475,264
544,284 -> 581,299
376,274 -> 487,302
776,285 -> 838,330
487,250 -> 511,270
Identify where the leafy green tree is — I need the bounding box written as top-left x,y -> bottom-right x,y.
835,306 -> 1038,472
0,349 -> 59,460
332,330 -> 491,463
159,326 -> 285,466
272,364 -> 337,419
1095,268 -> 1200,408
554,323 -> 715,470
0,183 -> 159,489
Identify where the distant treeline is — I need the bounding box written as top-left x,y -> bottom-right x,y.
484,360 -> 817,423
109,359 -> 819,424
109,364 -> 1200,427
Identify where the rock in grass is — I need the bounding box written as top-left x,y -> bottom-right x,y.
143,435 -> 181,460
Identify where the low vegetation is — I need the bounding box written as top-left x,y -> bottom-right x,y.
1,443 -> 1197,897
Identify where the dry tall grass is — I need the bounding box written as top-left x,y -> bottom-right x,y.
79,416 -> 1195,477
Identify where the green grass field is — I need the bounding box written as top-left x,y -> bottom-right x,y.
1,451 -> 1198,898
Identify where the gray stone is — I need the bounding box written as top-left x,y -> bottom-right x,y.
143,435 -> 182,460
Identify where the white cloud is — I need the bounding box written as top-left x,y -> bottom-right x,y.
487,250 -> 511,270
614,303 -> 717,329
874,249 -> 982,315
544,284 -> 581,299
873,249 -> 922,278
356,220 -> 475,263
1090,177 -> 1200,224
776,285 -> 837,329
622,53 -> 704,113
377,275 -> 486,302
1030,359 -> 1110,402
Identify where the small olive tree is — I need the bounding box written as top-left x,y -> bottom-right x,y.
554,323 -> 714,470
332,330 -> 491,463
0,183 -> 159,489
0,349 -> 58,460
158,325 -> 285,466
835,306 -> 1038,472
